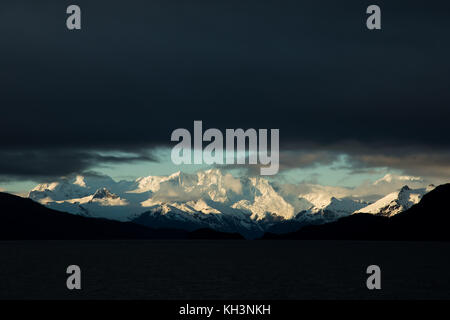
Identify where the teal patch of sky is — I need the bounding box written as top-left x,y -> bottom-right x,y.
1,150 -> 403,195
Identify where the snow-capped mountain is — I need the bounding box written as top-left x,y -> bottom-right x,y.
296,196 -> 369,222
29,175 -> 135,203
354,184 -> 435,217
27,169 -> 434,238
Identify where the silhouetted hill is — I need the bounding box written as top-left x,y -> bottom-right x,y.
263,183 -> 450,241
389,183 -> 450,240
0,192 -> 240,240
187,228 -> 244,240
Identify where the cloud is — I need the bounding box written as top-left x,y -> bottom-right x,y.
215,150 -> 341,176
345,149 -> 450,182
276,182 -> 351,200
278,151 -> 340,171
212,145 -> 450,186
275,172 -> 434,204
373,174 -> 422,185
278,144 -> 450,182
223,173 -> 243,194
150,184 -> 203,203
349,174 -> 432,200
0,149 -> 156,181
1,0 -> 450,180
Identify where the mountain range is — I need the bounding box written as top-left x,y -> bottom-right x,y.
26,169 -> 434,238
0,192 -> 243,240
263,183 -> 450,241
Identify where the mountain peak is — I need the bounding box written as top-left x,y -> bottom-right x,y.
26,169 -> 442,237
169,171 -> 182,178
354,185 -> 429,217
73,175 -> 87,187
400,185 -> 411,192
92,188 -> 118,199
204,168 -> 222,174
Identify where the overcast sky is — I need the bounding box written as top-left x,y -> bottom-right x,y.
1,0 -> 449,192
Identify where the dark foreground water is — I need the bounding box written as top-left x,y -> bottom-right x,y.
0,240 -> 449,300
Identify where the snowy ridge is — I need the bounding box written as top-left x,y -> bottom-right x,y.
28,170 -> 435,237
354,185 -> 435,217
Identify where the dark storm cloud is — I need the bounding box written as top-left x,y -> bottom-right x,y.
346,150 -> 450,179
0,149 -> 155,181
215,150 -> 340,176
218,145 -> 450,181
1,0 -> 450,177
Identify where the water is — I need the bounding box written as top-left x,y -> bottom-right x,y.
0,240 -> 449,299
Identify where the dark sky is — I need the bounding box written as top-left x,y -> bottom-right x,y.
1,0 -> 450,180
